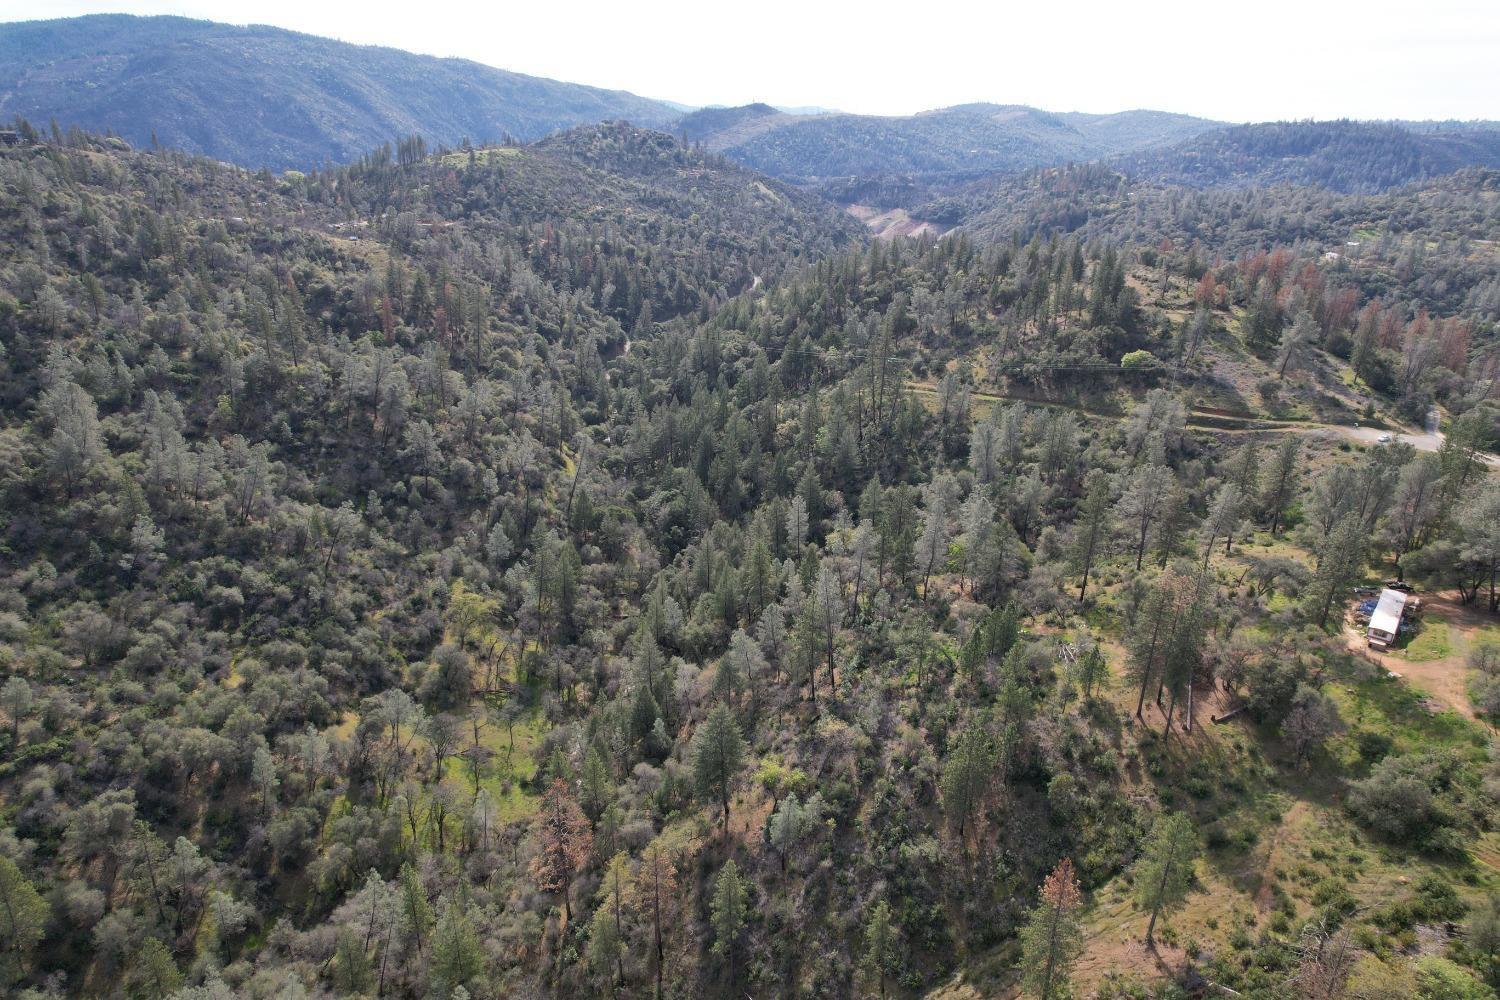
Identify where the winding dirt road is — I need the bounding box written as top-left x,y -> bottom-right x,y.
907,380 -> 1497,462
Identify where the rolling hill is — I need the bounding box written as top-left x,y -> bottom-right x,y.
5,49 -> 1500,991
676,101 -> 1223,198
1118,120 -> 1500,193
0,14 -> 679,170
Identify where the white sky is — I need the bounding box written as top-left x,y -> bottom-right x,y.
4,0 -> 1498,122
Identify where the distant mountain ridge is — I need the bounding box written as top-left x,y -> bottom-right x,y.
1117,119 -> 1500,194
7,14 -> 1497,205
0,14 -> 679,170
676,102 -> 1225,194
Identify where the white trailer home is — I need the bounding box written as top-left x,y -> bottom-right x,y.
1367,588 -> 1408,650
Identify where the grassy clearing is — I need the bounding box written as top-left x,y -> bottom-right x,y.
439,146 -> 523,166
1071,635 -> 1498,994
1328,663 -> 1484,760
438,708 -> 546,826
437,580 -> 550,825
327,710 -> 359,741
315,705 -> 546,857
1396,619 -> 1454,662
312,578 -> 551,852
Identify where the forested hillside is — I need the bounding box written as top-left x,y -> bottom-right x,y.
677,103 -> 1220,196
1116,121 -> 1500,194
679,111 -> 1500,212
928,165 -> 1500,327
3,119 -> 1500,1000
0,15 -> 679,171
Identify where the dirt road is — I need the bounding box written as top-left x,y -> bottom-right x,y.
1340,424 -> 1446,453
907,379 -> 1497,462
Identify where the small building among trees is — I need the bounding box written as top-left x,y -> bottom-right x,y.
1367,587 -> 1408,650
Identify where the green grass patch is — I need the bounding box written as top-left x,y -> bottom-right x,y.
1396,620 -> 1452,662
1326,673 -> 1485,764
439,146 -> 523,166
439,707 -> 547,825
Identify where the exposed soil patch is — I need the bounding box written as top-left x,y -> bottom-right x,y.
1252,800 -> 1310,911
846,204 -> 947,240
1072,930 -> 1191,995
1342,590 -> 1500,721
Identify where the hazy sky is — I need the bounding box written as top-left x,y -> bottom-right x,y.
4,0 -> 1498,122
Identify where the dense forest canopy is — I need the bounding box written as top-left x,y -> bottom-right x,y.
2,107 -> 1500,1000
924,164 -> 1500,331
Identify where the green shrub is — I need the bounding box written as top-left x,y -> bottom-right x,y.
1347,751 -> 1468,848
1354,729 -> 1393,763
1413,956 -> 1498,999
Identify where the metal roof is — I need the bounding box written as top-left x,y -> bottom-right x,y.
1368,588 -> 1407,636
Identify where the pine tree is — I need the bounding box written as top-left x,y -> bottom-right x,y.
1135,813 -> 1200,946
724,627 -> 769,714
638,840 -> 679,1000
1384,453 -> 1443,579
628,665 -> 661,753
0,856 -> 46,984
40,379 -> 103,498
710,860 -> 750,988
1069,472 -> 1114,602
1228,440 -> 1262,511
588,852 -> 631,986
916,497 -> 949,600
399,862 -> 433,953
692,703 -> 747,838
863,899 -> 900,997
744,538 -> 776,617
430,897 -> 485,997
941,723 -> 994,848
1158,571 -> 1212,739
1116,463 -> 1172,571
530,778 -> 593,920
811,564 -> 844,691
960,490 -> 1002,597
785,495 -> 809,551
970,417 -> 1001,484
127,937 -> 184,1000
1277,309 -> 1317,379
768,792 -> 803,872
250,741 -> 278,816
579,745 -> 615,823
1200,483 -> 1244,567
1244,277 -> 1283,353
1132,569 -> 1189,719
333,926 -> 373,995
882,485 -> 919,586
1073,644 -> 1109,706
1152,484 -> 1190,568
1304,513 -> 1367,628
1261,435 -> 1301,536
1019,858 -> 1084,1000
792,600 -> 824,709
